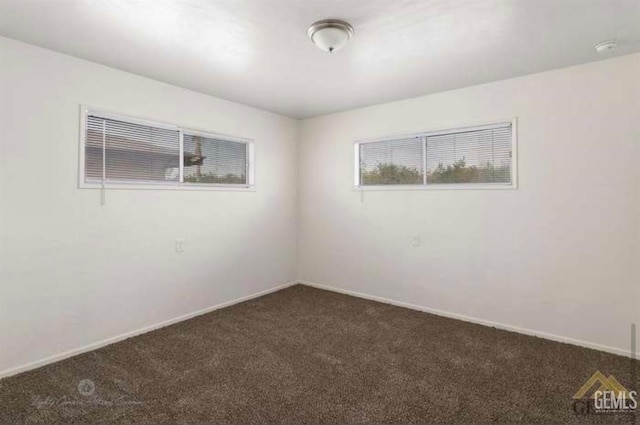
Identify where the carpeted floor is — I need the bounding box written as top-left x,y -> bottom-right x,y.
0,285 -> 637,424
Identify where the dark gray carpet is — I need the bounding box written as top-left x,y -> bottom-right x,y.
0,285 -> 637,424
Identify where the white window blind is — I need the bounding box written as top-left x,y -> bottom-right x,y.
359,137 -> 424,185
183,134 -> 248,185
355,121 -> 515,188
426,126 -> 511,184
82,109 -> 253,189
85,115 -> 180,183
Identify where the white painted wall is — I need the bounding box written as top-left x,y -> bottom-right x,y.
1,36 -> 638,377
298,53 -> 640,356
0,37 -> 298,375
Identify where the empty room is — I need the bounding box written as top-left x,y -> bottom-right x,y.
0,0 -> 639,423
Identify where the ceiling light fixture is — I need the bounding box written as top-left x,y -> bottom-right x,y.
308,19 -> 354,53
594,40 -> 618,53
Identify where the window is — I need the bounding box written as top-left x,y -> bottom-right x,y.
85,115 -> 181,184
182,133 -> 247,185
354,121 -> 516,189
80,108 -> 253,189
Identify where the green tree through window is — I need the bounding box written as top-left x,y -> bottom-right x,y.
361,159 -> 510,185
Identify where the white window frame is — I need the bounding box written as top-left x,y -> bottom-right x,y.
78,105 -> 255,191
354,118 -> 518,191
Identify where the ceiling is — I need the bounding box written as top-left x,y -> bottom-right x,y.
1,0 -> 639,119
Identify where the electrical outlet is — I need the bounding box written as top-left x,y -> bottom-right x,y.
411,235 -> 421,247
175,239 -> 185,253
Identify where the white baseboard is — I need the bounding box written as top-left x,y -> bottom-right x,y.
299,280 -> 634,359
2,279 -> 632,379
0,281 -> 299,379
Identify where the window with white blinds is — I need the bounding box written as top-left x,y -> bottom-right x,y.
81,109 -> 253,189
355,121 -> 516,189
359,137 -> 424,186
85,115 -> 181,183
183,133 -> 247,185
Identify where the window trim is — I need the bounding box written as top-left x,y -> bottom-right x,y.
78,105 -> 255,191
353,118 -> 518,191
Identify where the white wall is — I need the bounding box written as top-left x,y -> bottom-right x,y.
0,37 -> 298,375
1,37 -> 638,378
298,53 -> 640,356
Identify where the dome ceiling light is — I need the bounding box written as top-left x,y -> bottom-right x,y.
594,40 -> 619,53
307,19 -> 354,53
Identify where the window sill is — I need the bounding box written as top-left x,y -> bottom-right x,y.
353,183 -> 517,191
79,181 -> 255,192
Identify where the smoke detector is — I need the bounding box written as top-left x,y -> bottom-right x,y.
308,19 -> 354,53
594,40 -> 619,53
